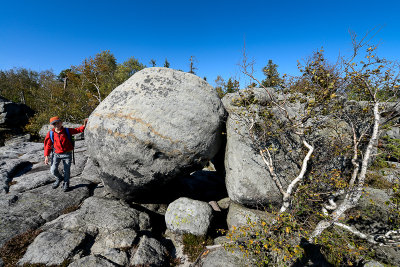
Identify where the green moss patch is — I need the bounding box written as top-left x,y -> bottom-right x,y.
182,233 -> 213,262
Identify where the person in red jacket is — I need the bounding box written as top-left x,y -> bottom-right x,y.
44,116 -> 88,192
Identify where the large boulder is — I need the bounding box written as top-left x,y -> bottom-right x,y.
222,89 -> 366,208
222,88 -> 302,207
85,67 -> 226,201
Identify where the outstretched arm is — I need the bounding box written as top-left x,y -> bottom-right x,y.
69,118 -> 89,134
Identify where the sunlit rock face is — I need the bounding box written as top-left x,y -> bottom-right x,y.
85,67 -> 226,201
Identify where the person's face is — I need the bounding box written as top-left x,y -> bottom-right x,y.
52,121 -> 63,129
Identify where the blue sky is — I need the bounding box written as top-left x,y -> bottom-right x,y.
1,0 -> 399,87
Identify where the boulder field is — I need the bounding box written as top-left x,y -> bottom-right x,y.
0,68 -> 399,266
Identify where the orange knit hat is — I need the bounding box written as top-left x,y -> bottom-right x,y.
49,116 -> 61,125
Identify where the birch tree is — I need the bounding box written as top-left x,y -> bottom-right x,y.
221,32 -> 400,265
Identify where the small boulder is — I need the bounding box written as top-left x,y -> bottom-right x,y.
130,236 -> 168,267
81,157 -> 102,184
165,197 -> 213,236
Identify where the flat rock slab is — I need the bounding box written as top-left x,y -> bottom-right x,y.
44,197 -> 151,235
68,255 -> 117,267
18,228 -> 86,266
0,142 -> 43,163
9,164 -> 54,193
85,67 -> 226,201
91,228 -> 138,254
1,140 -> 87,194
0,179 -> 90,248
0,158 -> 31,193
200,248 -> 251,267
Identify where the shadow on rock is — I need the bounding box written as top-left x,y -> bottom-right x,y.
292,238 -> 333,267
100,169 -> 227,204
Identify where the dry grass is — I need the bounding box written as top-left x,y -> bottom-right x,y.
61,204 -> 81,215
0,229 -> 41,267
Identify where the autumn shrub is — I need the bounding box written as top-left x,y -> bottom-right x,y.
315,229 -> 371,266
222,212 -> 305,266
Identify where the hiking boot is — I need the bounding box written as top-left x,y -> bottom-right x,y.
63,182 -> 70,192
52,180 -> 61,189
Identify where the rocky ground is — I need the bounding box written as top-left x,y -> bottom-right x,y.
1,137 -> 398,267
0,138 -> 245,266
1,69 -> 399,266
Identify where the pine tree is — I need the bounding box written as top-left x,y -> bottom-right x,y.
164,58 -> 170,68
261,59 -> 282,88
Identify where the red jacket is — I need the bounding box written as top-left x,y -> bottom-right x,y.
44,125 -> 85,156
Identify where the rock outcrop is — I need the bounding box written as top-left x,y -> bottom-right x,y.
85,67 -> 226,201
222,88 -> 302,207
0,96 -> 34,146
0,96 -> 33,128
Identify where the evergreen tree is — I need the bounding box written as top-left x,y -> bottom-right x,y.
189,56 -> 197,74
261,59 -> 283,88
164,58 -> 170,68
225,78 -> 239,94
